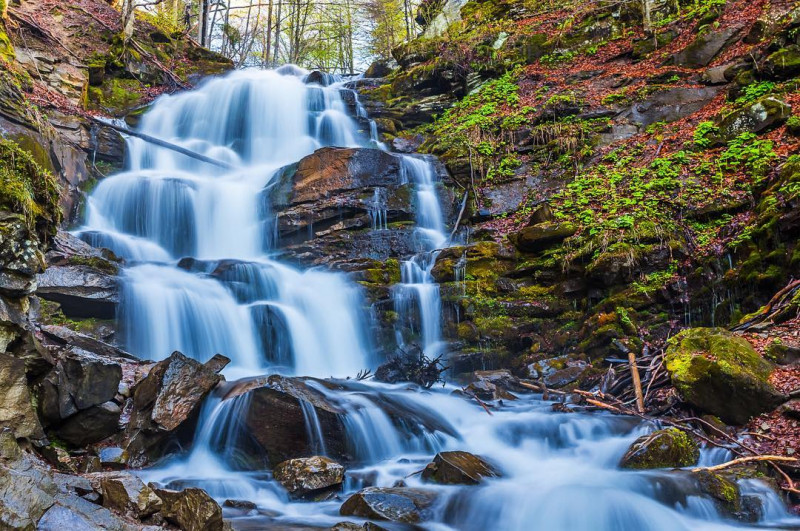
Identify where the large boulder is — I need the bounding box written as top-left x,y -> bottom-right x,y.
765,45 -> 800,79
716,97 -> 791,140
263,148 -> 451,252
0,429 -> 139,530
239,375 -> 348,465
36,352 -> 123,446
421,451 -> 501,484
98,472 -> 162,519
619,428 -> 699,469
665,328 -> 785,424
672,27 -> 739,68
154,486 -> 224,531
36,265 -> 119,319
339,487 -> 438,524
125,351 -> 223,467
0,351 -> 44,441
273,456 -> 345,497
509,222 -> 576,253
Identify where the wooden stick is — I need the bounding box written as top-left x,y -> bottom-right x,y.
90,118 -> 238,170
628,348 -> 645,414
691,456 -> 798,473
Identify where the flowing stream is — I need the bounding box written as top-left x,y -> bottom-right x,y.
77,68 -> 800,530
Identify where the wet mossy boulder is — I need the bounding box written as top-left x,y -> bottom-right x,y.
421,451 -> 501,484
619,428 -> 699,469
692,470 -> 744,517
665,328 -> 785,424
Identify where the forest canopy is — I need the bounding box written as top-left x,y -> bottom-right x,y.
130,0 -> 424,71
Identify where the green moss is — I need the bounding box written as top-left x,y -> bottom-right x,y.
620,428 -> 699,469
0,139 -> 61,234
665,328 -> 782,424
0,17 -> 14,63
87,78 -> 143,114
66,255 -> 119,275
693,470 -> 742,515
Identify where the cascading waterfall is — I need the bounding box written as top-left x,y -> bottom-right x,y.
392,155 -> 449,357
76,67 -> 800,530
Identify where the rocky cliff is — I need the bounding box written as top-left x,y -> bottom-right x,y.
355,0 -> 800,394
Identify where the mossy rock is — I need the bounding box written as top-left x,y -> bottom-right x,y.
509,222 -> 576,253
716,96 -> 791,140
765,45 -> 800,80
619,428 -> 699,469
692,470 -> 742,516
665,328 -> 784,424
87,78 -> 144,116
0,139 -> 61,237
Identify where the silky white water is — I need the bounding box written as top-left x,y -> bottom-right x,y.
76,67 -> 800,530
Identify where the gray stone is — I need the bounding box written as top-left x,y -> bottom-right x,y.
36,265 -> 119,319
0,352 -> 45,441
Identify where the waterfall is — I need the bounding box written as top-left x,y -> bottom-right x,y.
77,67 -> 800,530
77,68 -> 373,376
392,155 -> 449,357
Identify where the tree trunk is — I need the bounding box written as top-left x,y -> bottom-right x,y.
265,0 -> 274,66
121,0 -> 136,45
273,0 -> 282,64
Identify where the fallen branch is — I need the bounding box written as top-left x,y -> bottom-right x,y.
691,456 -> 798,473
448,190 -> 469,242
90,117 -> 238,170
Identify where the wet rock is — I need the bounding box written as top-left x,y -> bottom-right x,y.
223,499 -> 257,511
0,351 -> 45,441
620,428 -> 699,469
364,60 -> 395,78
0,429 -> 138,530
273,456 -> 345,497
339,487 -> 437,524
99,472 -> 163,518
510,222 -> 576,253
240,376 -> 347,465
463,368 -> 528,399
154,486 -> 224,531
36,351 -> 123,446
204,353 -> 231,373
305,70 -> 335,86
38,353 -> 122,424
717,97 -> 791,140
692,470 -> 744,518
37,498 -> 142,531
126,351 -> 222,467
36,265 -> 119,319
391,135 -> 424,153
332,522 -> 389,531
0,429 -> 58,529
543,365 -> 588,389
98,447 -> 129,468
421,451 -> 500,484
665,328 -> 785,424
265,147 -> 422,247
54,401 -> 122,447
672,27 -> 739,67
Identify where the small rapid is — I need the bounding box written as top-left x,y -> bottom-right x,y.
76,67 -> 800,530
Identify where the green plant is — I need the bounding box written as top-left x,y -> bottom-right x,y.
693,121 -> 719,149
735,81 -> 776,104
